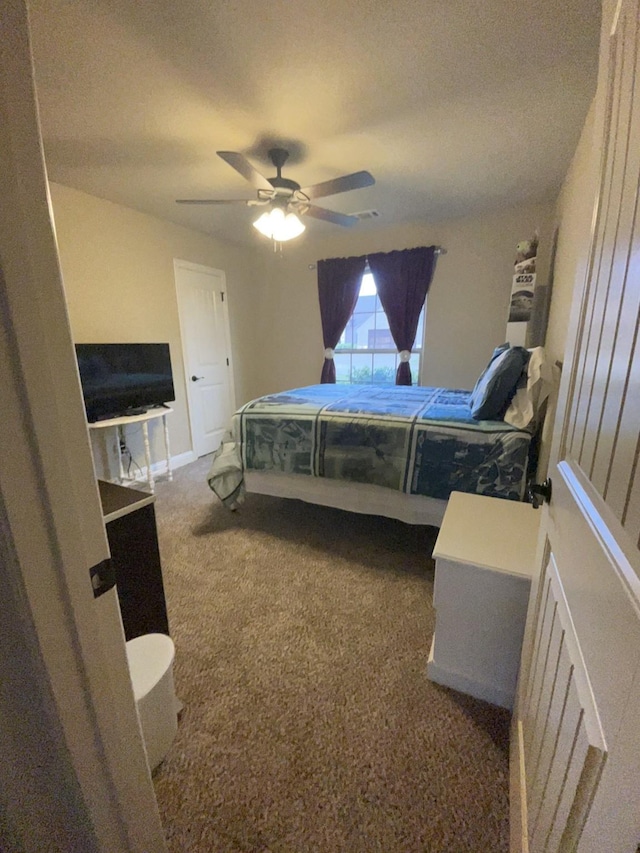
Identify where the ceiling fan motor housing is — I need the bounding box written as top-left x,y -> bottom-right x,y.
268,177 -> 300,193
267,147 -> 302,196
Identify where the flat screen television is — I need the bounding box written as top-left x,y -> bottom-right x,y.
75,343 -> 175,422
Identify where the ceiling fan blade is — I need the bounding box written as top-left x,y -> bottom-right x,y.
176,198 -> 252,205
303,205 -> 359,227
299,170 -> 375,200
217,151 -> 273,191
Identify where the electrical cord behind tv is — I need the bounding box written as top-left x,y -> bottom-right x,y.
123,443 -> 143,479
117,430 -> 143,480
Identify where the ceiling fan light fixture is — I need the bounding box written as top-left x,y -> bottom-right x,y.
252,207 -> 305,242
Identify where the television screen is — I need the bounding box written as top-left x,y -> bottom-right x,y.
75,343 -> 175,422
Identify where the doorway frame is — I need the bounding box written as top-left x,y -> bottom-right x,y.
0,1 -> 167,848
174,258 -> 237,457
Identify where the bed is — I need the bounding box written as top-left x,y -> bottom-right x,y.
207,381 -> 537,527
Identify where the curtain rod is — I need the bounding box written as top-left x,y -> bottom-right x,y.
364,246 -> 447,257
364,245 -> 447,260
367,246 -> 447,265
310,246 -> 447,270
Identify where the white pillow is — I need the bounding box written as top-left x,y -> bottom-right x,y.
504,347 -> 554,429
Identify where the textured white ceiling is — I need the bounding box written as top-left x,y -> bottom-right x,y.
28,0 -> 601,246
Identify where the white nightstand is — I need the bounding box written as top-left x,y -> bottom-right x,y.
427,491 -> 541,709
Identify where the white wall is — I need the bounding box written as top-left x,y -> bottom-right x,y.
49,183 -> 262,476
49,175 -> 585,488
252,200 -> 556,396
545,101 -> 597,368
522,101 -> 597,478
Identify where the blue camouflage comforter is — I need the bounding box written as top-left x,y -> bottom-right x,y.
214,384 -> 531,503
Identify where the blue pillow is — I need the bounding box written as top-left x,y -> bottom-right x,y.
470,346 -> 529,420
488,342 -> 510,363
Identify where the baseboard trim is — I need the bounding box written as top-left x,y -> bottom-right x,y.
140,449 -> 197,480
509,715 -> 529,853
163,450 -> 197,472
107,449 -> 197,487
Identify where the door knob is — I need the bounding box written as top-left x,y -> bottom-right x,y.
191,375 -> 204,382
528,478 -> 552,509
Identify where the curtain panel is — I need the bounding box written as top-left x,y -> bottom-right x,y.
317,255 -> 367,383
368,246 -> 437,385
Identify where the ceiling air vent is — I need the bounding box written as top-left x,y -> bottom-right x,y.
351,209 -> 380,221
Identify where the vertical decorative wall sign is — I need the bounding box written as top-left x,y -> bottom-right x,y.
506,232 -> 538,346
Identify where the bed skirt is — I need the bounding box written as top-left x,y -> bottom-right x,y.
245,471 -> 448,527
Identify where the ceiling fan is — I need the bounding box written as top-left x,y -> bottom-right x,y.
176,148 -> 375,241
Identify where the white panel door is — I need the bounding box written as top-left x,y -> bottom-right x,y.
175,260 -> 235,457
512,1 -> 640,850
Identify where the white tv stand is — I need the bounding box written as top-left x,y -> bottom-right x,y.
88,406 -> 173,493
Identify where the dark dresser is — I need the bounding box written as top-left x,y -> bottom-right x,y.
98,479 -> 170,641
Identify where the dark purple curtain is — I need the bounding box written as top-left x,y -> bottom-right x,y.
317,255 -> 367,382
368,246 -> 437,385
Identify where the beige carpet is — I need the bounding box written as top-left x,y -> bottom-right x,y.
152,457 -> 510,852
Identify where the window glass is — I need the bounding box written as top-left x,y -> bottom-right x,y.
351,352 -> 374,384
336,272 -> 426,383
333,352 -> 351,383
372,352 -> 397,384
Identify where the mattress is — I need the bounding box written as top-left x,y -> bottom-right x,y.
210,384 -> 532,506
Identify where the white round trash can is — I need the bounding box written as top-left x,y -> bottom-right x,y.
125,633 -> 178,771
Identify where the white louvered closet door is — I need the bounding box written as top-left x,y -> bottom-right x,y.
512,0 -> 640,851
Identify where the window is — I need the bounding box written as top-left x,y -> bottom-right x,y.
334,272 -> 425,384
